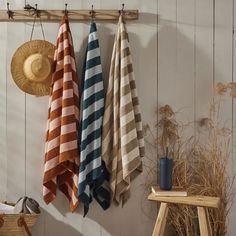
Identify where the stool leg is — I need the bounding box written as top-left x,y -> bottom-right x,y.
152,203 -> 168,236
197,207 -> 212,236
205,209 -> 213,236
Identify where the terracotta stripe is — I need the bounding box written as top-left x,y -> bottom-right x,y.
43,164 -> 67,181
44,192 -> 55,205
59,149 -> 79,164
47,115 -> 77,138
57,46 -> 74,61
57,171 -> 73,187
49,104 -> 76,122
52,70 -> 78,84
43,180 -> 57,194
45,146 -> 60,162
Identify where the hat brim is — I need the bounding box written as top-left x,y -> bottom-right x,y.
11,40 -> 56,96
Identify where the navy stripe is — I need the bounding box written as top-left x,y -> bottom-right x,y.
79,192 -> 91,205
90,22 -> 97,33
78,166 -> 102,189
88,39 -> 99,51
86,56 -> 102,70
79,148 -> 101,171
83,90 -> 104,109
81,128 -> 102,150
81,107 -> 104,131
83,73 -> 103,89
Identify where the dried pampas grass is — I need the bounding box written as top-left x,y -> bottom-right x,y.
144,94 -> 235,235
215,81 -> 236,98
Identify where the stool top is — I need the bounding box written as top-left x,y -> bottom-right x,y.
148,193 -> 220,208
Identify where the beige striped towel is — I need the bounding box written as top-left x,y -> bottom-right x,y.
102,16 -> 145,205
43,16 -> 80,212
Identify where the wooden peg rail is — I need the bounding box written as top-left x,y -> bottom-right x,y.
0,9 -> 139,22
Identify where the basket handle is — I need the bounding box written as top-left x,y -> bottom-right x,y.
0,214 -> 4,228
18,216 -> 32,236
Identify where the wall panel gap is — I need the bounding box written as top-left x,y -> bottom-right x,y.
195,0 -> 214,134
0,21 -> 7,200
193,0 -> 197,137
213,0 -> 216,90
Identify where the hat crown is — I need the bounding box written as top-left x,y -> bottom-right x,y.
23,53 -> 52,82
32,55 -> 43,73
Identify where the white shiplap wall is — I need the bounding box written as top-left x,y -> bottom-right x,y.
0,0 -> 157,236
158,0 -> 235,236
2,0 -> 236,235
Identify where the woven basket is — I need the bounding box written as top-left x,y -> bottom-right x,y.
0,203 -> 39,236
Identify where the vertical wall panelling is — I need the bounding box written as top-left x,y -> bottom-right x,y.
158,0 -> 195,133
69,0 -> 84,84
214,3 -> 234,235
232,0 -> 235,176
214,1 -> 234,235
214,0 -> 233,126
215,0 -> 235,235
6,19 -> 26,202
0,18 -> 7,200
176,0 -> 195,136
229,0 -> 236,234
98,0 -> 118,91
157,0 -> 177,111
233,0 -> 236,177
195,0 -> 213,136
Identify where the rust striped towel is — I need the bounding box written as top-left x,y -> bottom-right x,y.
102,16 -> 145,205
43,16 -> 80,212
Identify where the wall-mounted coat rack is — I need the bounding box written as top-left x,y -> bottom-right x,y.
0,3 -> 138,22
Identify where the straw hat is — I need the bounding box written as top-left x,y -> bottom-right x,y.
11,40 -> 56,96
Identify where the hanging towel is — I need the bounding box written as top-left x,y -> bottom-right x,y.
43,16 -> 80,212
102,16 -> 145,205
78,20 -> 110,216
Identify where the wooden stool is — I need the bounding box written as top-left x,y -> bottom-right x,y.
148,193 -> 220,236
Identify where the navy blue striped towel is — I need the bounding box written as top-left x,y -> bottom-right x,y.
78,20 -> 111,216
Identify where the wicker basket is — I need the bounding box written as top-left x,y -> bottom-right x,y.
0,203 -> 39,236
